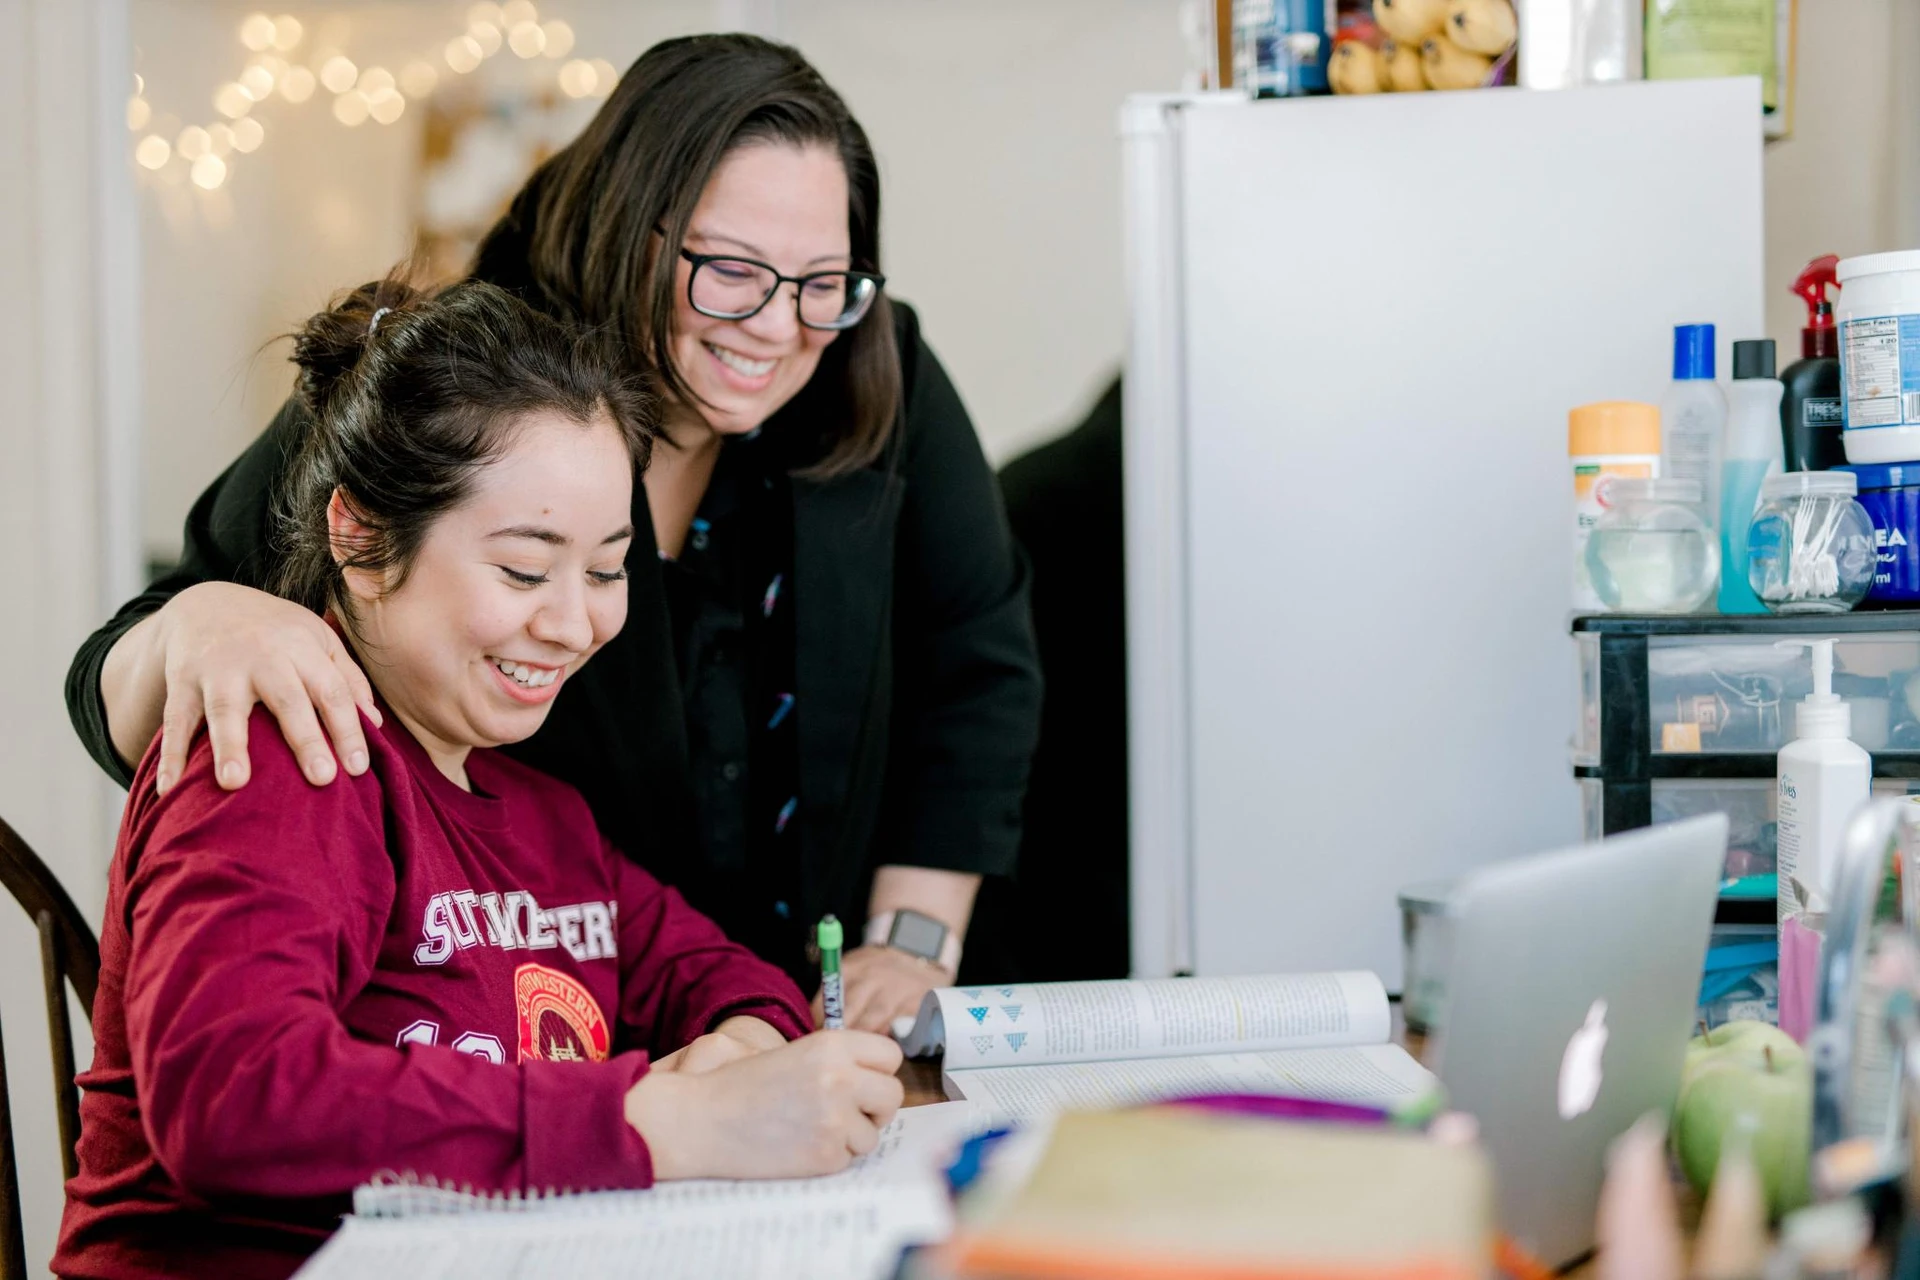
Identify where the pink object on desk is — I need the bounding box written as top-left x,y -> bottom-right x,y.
1779,914 -> 1823,1043
1164,1093 -> 1394,1126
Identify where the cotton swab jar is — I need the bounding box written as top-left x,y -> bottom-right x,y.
1745,472 -> 1876,614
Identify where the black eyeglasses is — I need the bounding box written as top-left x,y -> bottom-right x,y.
678,248 -> 884,331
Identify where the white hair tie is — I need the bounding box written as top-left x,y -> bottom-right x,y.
368,306 -> 392,336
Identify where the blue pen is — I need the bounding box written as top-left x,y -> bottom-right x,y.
944,1127 -> 1014,1194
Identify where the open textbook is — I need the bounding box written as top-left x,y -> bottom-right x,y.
898,971 -> 1439,1123
293,1102 -> 989,1280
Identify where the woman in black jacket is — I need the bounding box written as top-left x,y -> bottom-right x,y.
66,33 -> 1040,1031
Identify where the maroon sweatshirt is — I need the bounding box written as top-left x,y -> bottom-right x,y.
54,706 -> 812,1279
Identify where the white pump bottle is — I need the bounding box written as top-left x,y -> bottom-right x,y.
1775,638 -> 1871,925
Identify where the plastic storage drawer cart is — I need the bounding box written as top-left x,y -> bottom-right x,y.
1573,613 -> 1920,926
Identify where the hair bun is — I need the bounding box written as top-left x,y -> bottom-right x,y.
290,273 -> 427,417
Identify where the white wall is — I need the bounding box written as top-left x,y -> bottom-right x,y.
1762,0 -> 1920,356
137,2 -> 419,565
782,1 -> 1189,464
1,1 -> 134,1270
134,1 -> 723,560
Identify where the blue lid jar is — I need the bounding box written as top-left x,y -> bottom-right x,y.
1837,462 -> 1920,491
1836,464 -> 1920,603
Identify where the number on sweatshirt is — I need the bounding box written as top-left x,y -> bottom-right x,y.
394,1019 -> 506,1064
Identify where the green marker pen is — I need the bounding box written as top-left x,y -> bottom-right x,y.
817,914 -> 845,1030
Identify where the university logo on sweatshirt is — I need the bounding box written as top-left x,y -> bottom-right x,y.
515,963 -> 611,1062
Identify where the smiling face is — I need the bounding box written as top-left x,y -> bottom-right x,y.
335,407 -> 635,781
667,141 -> 850,438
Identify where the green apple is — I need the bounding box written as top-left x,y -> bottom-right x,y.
1673,1022 -> 1811,1218
1683,1020 -> 1804,1087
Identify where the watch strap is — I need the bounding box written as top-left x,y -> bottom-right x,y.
864,910 -> 962,975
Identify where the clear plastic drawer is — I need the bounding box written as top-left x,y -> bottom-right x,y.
1651,780 -> 1775,880
1648,633 -> 1919,755
1643,777 -> 1920,882
1573,632 -> 1601,769
1580,776 -> 1604,842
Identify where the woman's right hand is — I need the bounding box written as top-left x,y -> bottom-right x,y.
625,1030 -> 905,1181
136,582 -> 380,794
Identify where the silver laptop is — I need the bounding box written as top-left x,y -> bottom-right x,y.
1429,813 -> 1727,1268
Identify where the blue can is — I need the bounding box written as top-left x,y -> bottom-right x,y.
1232,0 -> 1329,97
1837,462 -> 1920,603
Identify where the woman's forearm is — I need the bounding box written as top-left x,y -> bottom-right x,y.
866,865 -> 981,943
100,610 -> 169,773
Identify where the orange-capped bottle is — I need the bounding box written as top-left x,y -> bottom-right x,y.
1569,401 -> 1661,613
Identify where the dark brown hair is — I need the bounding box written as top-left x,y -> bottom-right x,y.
272,271 -> 653,618
471,33 -> 898,478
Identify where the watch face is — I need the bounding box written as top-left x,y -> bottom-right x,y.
890,909 -> 948,960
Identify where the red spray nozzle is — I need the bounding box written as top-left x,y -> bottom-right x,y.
1791,254 -> 1841,329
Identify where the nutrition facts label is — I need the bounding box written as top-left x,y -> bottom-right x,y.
1844,314 -> 1920,428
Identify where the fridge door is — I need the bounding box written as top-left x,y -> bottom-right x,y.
1126,79 -> 1764,982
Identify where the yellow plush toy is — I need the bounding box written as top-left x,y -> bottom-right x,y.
1372,0 -> 1448,45
1420,31 -> 1493,89
1329,40 -> 1387,94
1382,37 -> 1428,91
1444,0 -> 1517,56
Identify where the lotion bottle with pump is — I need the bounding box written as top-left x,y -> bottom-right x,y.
1775,637 -> 1871,1041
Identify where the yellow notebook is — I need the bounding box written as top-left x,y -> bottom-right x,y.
947,1108 -> 1491,1280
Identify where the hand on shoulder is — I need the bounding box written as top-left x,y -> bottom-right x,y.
150,582 -> 380,795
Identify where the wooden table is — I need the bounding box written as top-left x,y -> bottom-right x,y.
900,1054 -> 946,1108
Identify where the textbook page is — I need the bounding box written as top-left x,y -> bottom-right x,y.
353,1101 -> 990,1218
903,971 -> 1390,1070
944,1043 -> 1439,1124
302,1181 -> 950,1280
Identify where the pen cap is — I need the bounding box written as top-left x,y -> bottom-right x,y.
816,915 -> 843,951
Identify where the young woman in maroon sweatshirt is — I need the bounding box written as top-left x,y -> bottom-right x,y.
54,277 -> 905,1280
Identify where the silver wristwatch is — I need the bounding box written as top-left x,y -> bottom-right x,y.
864,909 -> 962,975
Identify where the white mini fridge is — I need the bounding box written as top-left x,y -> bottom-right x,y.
1122,79 -> 1765,984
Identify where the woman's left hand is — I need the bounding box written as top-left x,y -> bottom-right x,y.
813,946 -> 951,1033
656,1014 -> 791,1075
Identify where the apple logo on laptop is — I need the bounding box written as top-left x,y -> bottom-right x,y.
1557,999 -> 1610,1120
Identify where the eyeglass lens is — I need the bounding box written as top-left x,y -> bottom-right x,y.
689,258 -> 878,329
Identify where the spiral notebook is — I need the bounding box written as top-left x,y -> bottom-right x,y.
293,1102 -> 988,1280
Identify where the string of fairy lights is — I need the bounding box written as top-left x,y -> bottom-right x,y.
128,3 -> 619,191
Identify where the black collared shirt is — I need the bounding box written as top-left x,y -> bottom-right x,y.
657,434 -> 808,981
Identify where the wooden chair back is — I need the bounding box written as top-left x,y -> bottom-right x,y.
0,815 -> 100,1279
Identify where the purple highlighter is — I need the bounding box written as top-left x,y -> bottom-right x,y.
1160,1093 -> 1397,1126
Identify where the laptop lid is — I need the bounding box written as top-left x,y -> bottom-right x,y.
1428,814 -> 1727,1266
